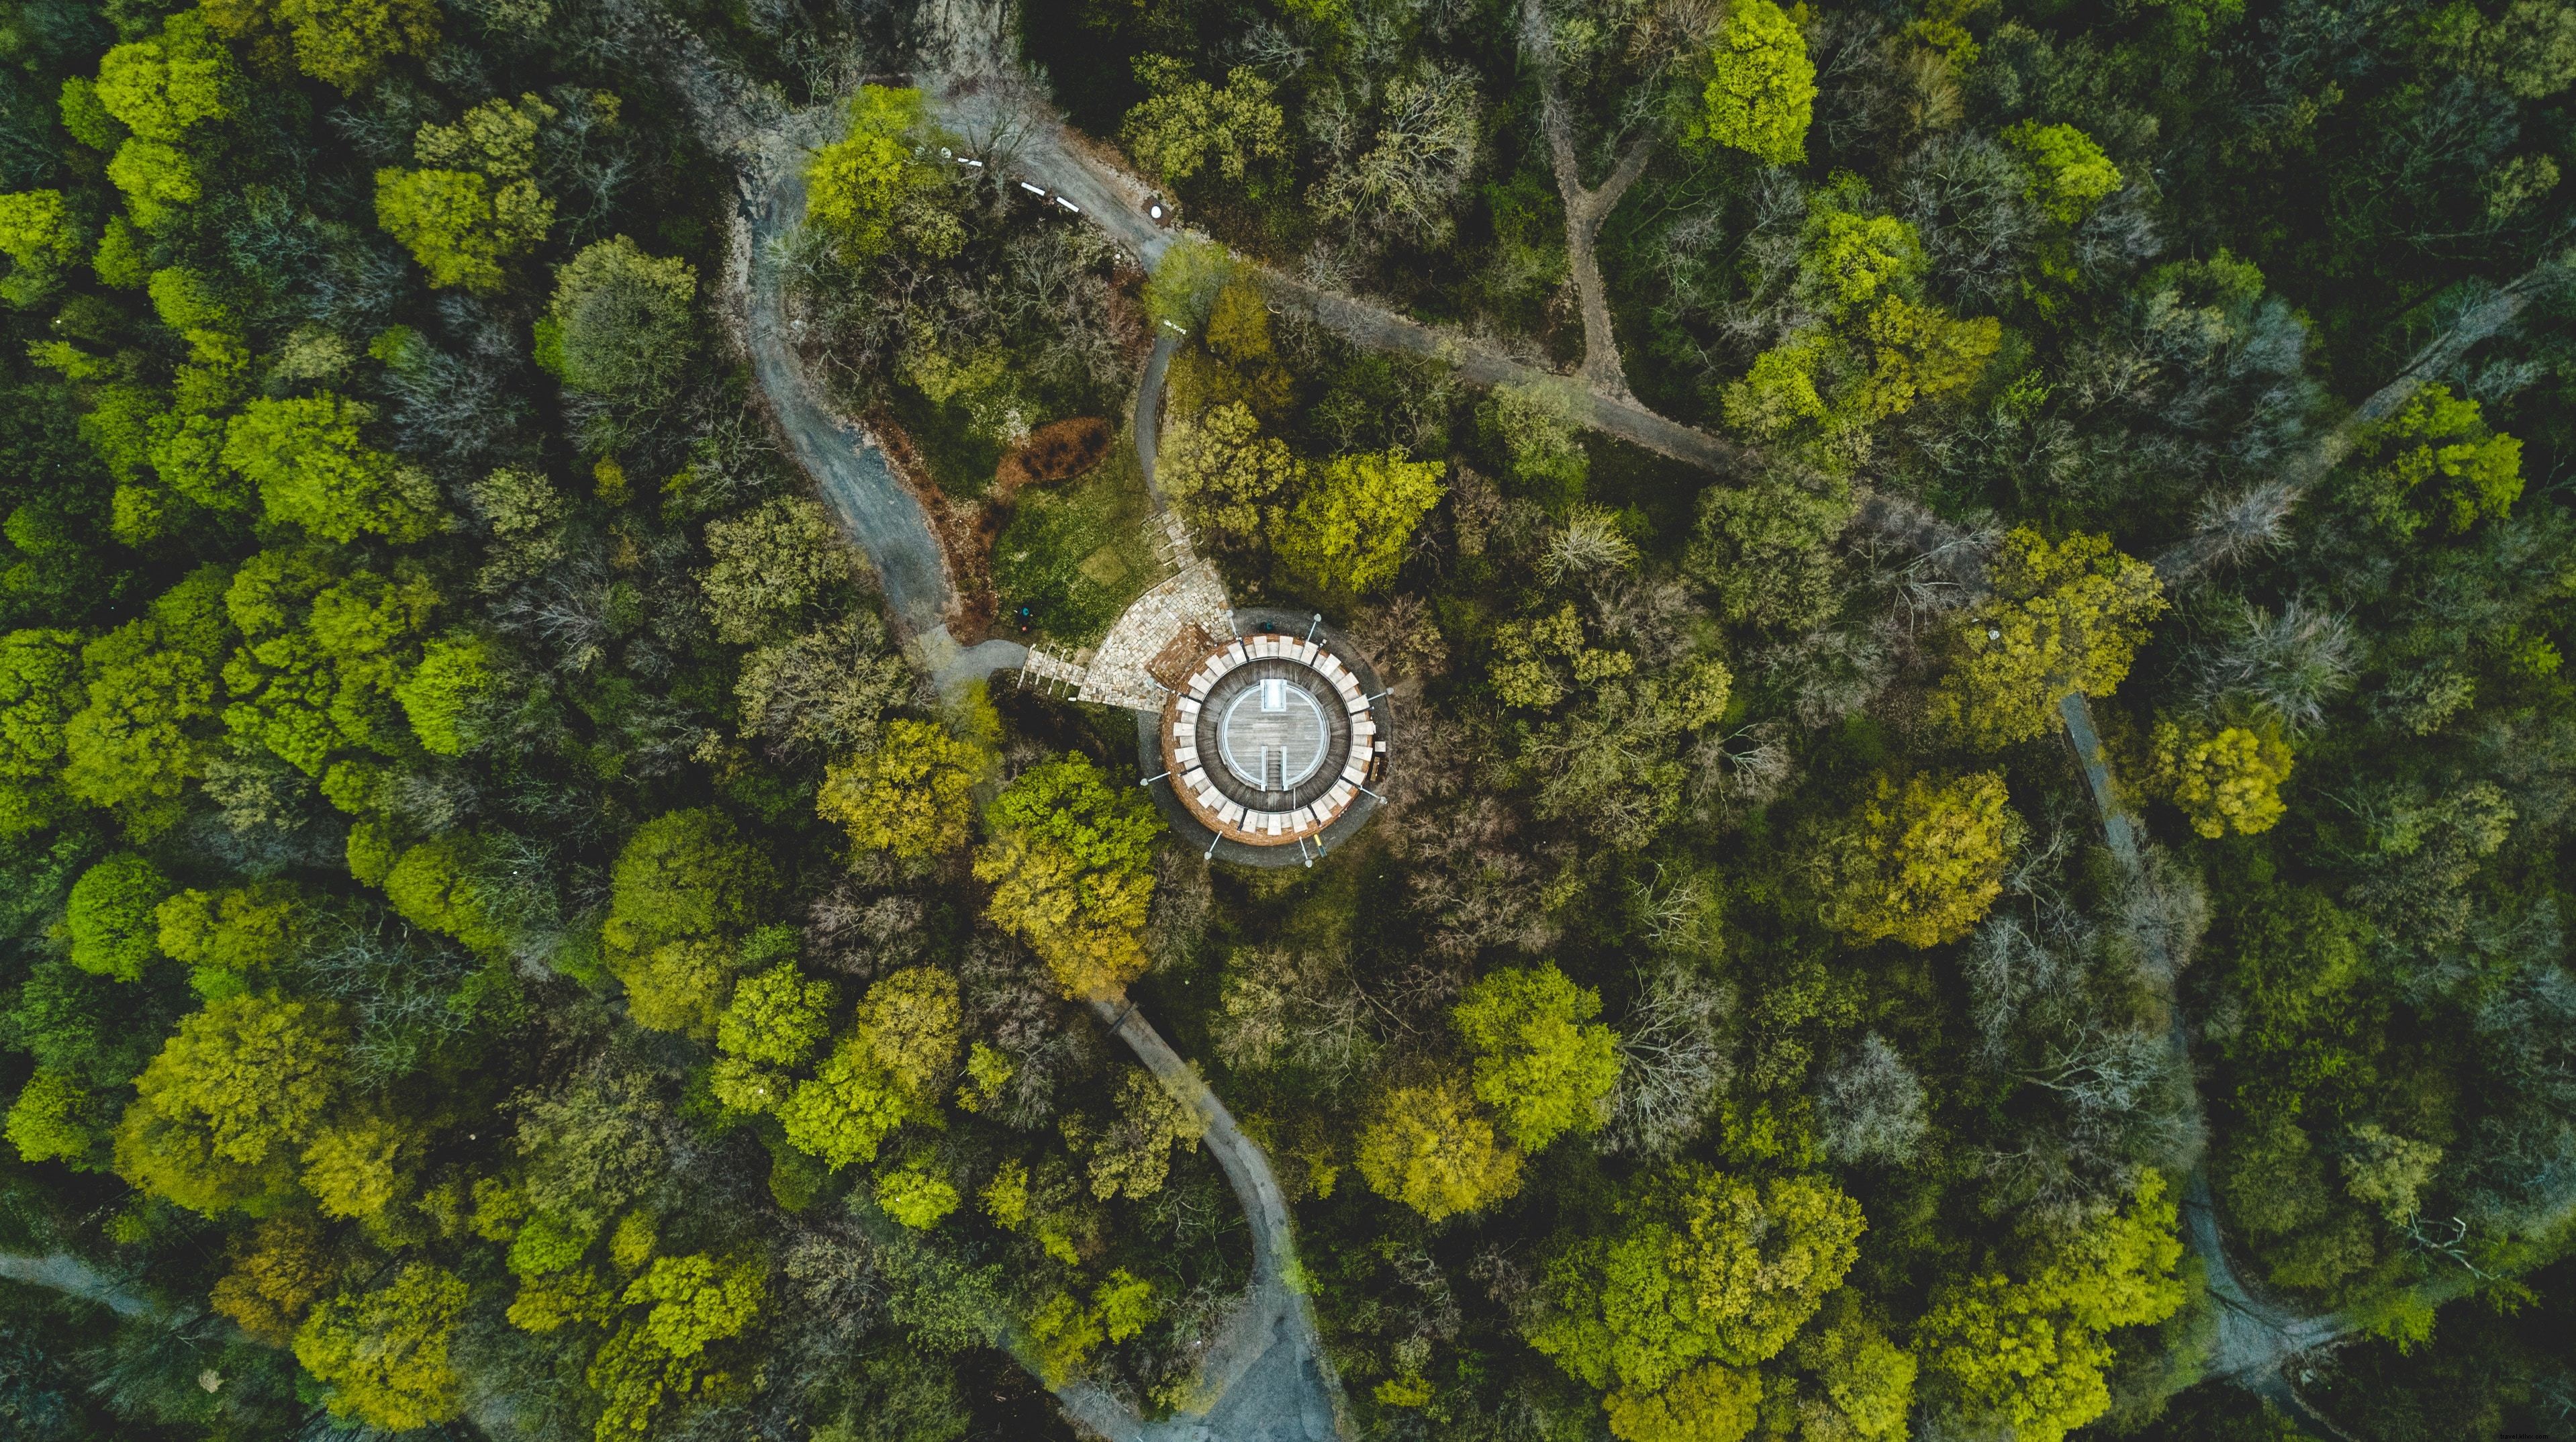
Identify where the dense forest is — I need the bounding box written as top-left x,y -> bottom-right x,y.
1,0 -> 2572,1437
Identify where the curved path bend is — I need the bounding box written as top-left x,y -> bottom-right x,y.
626,12 -> 1347,1435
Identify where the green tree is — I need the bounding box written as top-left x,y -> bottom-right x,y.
1274,448 -> 1445,597
1487,382 -> 1590,503
538,236 -> 698,403
976,756 -> 1162,999
293,1263 -> 468,1430
777,1030 -> 918,1169
202,0 -> 438,91
1120,56 -> 1286,187
62,565 -> 234,832
114,993 -> 348,1212
92,14 -> 234,229
2340,384 -> 2524,537
718,963 -> 836,1068
626,1252 -> 765,1357
818,719 -> 984,861
1916,1173 -> 2185,1442
1686,0 -> 1815,164
6,1068 -> 103,1165
1161,401 -> 1300,550
222,549 -> 438,776
0,190 -> 85,306
2001,121 -> 2124,221
1526,1165 -> 1864,1392
855,966 -> 962,1099
375,166 -> 551,293
1817,772 -> 2021,949
2150,718 -> 2293,838
1682,471 -> 1853,630
65,851 -> 169,981
1354,1074 -> 1523,1221
0,629 -> 85,836
156,882 -> 309,998
1076,1065 -> 1207,1201
877,1166 -> 961,1229
222,397 -> 438,543
1930,528 -> 2166,747
300,1114 -> 405,1219
700,497 -> 861,645
382,834 -> 518,957
602,808 -> 775,962
1603,1362 -> 1762,1442
395,631 -> 502,756
1452,963 -> 1622,1151
806,86 -> 961,265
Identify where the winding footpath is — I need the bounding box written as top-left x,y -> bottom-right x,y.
623,12 -> 1347,1435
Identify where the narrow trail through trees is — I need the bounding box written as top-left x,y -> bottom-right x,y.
627,12 -> 1349,1435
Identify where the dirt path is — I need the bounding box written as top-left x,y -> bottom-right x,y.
625,15 -> 1350,1431
923,77 -> 1753,477
0,1251 -> 154,1318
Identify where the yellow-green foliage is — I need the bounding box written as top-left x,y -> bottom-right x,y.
0,629 -> 83,836
2151,718 -> 2293,838
299,1115 -> 404,1220
1355,1073 -> 1523,1221
222,548 -> 438,775
2001,122 -> 2124,221
65,851 -> 168,981
975,755 -> 1162,1000
62,565 -> 234,831
773,1035 -> 916,1174
1602,1361 -> 1762,1442
2344,384 -> 2524,536
601,808 -> 776,1035
1527,1165 -> 1864,1393
1161,401 -> 1300,550
114,994 -> 348,1214
716,963 -> 835,1069
1915,1172 -> 2185,1442
806,86 -> 961,265
817,719 -> 984,861
158,883 -> 308,998
1071,1066 -> 1206,1202
202,0 -> 439,92
93,14 -> 233,228
624,1252 -> 765,1358
294,1263 -> 469,1431
0,189 -> 85,305
1490,602 -> 1633,710
395,631 -> 501,756
6,1069 -> 99,1165
222,397 -> 439,542
1723,195 -> 1998,443
1931,528 -> 2166,747
1817,772 -> 2022,949
375,167 -> 551,293
875,1165 -> 959,1229
1274,449 -> 1445,597
1452,963 -> 1622,1151
1687,0 -> 1815,164
1120,55 -> 1286,186
774,968 -> 957,1167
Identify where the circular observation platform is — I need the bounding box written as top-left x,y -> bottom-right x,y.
1157,622 -> 1384,851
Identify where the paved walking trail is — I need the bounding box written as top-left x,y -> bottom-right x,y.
626,11 -> 1349,1435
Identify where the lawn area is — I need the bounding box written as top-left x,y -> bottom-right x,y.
990,430 -> 1161,648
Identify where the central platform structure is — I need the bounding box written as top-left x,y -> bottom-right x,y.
1163,628 -> 1382,847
